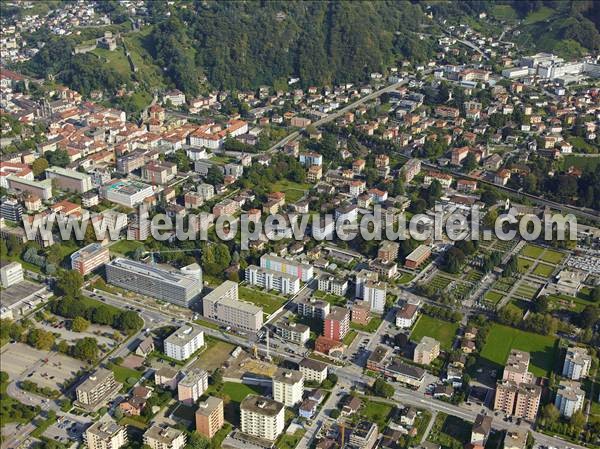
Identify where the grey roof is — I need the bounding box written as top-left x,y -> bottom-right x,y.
240,395 -> 284,416
273,369 -> 303,385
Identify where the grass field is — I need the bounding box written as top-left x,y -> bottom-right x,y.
238,286 -> 287,314
410,315 -> 458,351
343,329 -> 358,346
532,263 -> 555,278
351,316 -> 383,333
110,240 -> 144,255
271,179 -> 311,203
523,6 -> 555,24
358,400 -> 394,430
517,257 -> 533,273
484,291 -> 504,306
397,273 -> 414,285
490,4 -> 518,21
110,364 -> 143,384
221,382 -> 261,402
547,294 -> 594,313
277,430 -> 306,449
427,413 -> 472,449
479,324 -> 558,377
522,244 -> 544,259
540,249 -> 564,264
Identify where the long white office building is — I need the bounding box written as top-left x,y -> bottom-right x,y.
245,265 -> 300,295
105,258 -> 203,307
202,280 -> 263,332
260,254 -> 314,282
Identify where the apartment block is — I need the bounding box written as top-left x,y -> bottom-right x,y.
0,261 -> 23,288
245,265 -> 300,295
298,358 -> 328,384
164,325 -> 205,361
106,258 -> 203,308
85,420 -> 127,449
395,303 -> 418,328
260,253 -> 314,282
76,368 -> 121,410
404,245 -> 431,269
143,425 -> 186,449
195,396 -> 224,438
363,280 -> 387,313
378,240 -> 399,263
413,336 -> 440,365
494,380 -> 541,421
272,369 -> 304,407
355,269 -> 379,299
141,161 -> 177,185
240,395 -> 285,441
562,346 -> 591,380
324,306 -> 350,341
503,350 -> 534,384
317,274 -> 348,297
296,297 -> 330,320
554,380 -> 585,417
402,158 -> 421,182
202,280 -> 263,332
0,197 -> 23,222
46,166 -> 92,193
70,243 -> 110,275
274,321 -> 310,344
177,368 -> 208,405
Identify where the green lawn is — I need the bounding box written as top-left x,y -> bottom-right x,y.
271,179 -> 311,203
313,290 -> 347,307
521,244 -> 544,259
410,315 -> 458,351
397,273 -> 414,285
343,329 -> 358,346
532,263 -> 554,278
193,317 -> 221,330
479,323 -> 558,377
110,240 -> 144,255
238,286 -> 287,315
523,6 -> 555,24
517,257 -> 533,273
277,430 -> 306,449
547,294 -> 594,313
484,291 -> 504,305
110,364 -> 143,385
221,382 -> 262,403
540,249 -> 565,265
358,400 -> 394,430
351,316 -> 383,333
427,413 -> 472,449
490,4 -> 518,21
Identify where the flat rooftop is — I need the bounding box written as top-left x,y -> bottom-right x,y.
240,395 -> 283,416
108,258 -> 200,289
164,324 -> 204,348
0,280 -> 46,308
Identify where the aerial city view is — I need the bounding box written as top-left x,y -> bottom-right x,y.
1,1 -> 600,449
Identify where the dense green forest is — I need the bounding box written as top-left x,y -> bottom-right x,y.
17,0 -> 600,100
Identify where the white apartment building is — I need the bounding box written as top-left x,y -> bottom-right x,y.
274,321 -> 310,344
317,274 -> 348,297
298,358 -> 328,384
554,380 -> 585,418
260,254 -> 314,282
363,280 -> 387,313
245,265 -> 300,295
202,280 -> 263,332
562,346 -> 592,380
395,303 -> 419,328
85,420 -> 127,449
273,369 -> 304,407
177,369 -> 209,405
164,325 -> 205,361
355,269 -> 378,299
240,395 -> 285,441
0,261 -> 23,288
143,425 -> 186,449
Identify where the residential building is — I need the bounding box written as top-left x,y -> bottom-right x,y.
423,171 -> 452,189
100,179 -> 154,208
76,368 -> 121,410
71,243 -> 110,275
298,358 -> 328,384
405,245 -> 431,269
141,161 -> 177,185
554,380 -> 585,417
196,396 -> 224,438
46,166 -> 92,193
296,297 -> 330,320
202,280 -> 263,332
503,429 -> 528,449
154,367 -> 179,390
402,158 -> 421,182
378,241 -> 399,263
164,325 -> 205,361
503,350 -> 534,384
85,420 -> 127,449
240,395 -> 285,441
143,426 -> 186,449
471,414 -> 492,445
352,300 -> 371,326
274,321 -> 310,344
272,369 -> 304,407
413,336 -> 440,365
260,254 -> 314,282
395,303 -> 418,328
106,259 -> 203,308
349,421 -> 378,449
0,261 -> 23,288
245,265 -> 300,295
355,269 -> 378,299
177,369 -> 208,405
367,346 -> 390,372
385,360 -> 425,388
494,381 -> 541,421
562,346 -> 591,380
0,197 -> 23,222
317,274 -> 348,297
363,280 -> 387,313
324,306 -> 350,341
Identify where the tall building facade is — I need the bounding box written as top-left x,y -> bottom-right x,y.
240,395 -> 285,441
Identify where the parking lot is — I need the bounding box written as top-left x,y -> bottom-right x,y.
43,417 -> 88,445
1,343 -> 87,390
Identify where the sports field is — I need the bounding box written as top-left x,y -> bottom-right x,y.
410,315 -> 458,351
479,324 -> 558,377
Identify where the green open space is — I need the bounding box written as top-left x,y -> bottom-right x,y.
517,257 -> 533,273
110,364 -> 143,385
110,240 -> 144,255
429,275 -> 453,291
238,286 -> 287,315
547,293 -> 595,313
492,277 -> 515,293
484,291 -> 504,306
521,244 -> 545,259
357,399 -> 394,430
532,263 -> 554,278
515,284 -> 540,300
221,382 -> 262,403
277,430 -> 306,449
397,273 -> 414,285
427,413 -> 472,449
343,329 -> 358,346
479,323 -> 558,378
540,249 -> 565,265
271,179 -> 311,203
410,315 -> 458,351
313,290 -> 347,307
523,6 -> 556,24
351,316 -> 383,333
